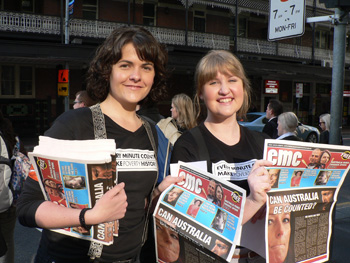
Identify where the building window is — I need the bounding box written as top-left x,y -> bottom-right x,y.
1,66 -> 15,96
143,3 -> 156,26
194,10 -> 205,32
230,16 -> 247,42
83,0 -> 98,20
316,30 -> 330,49
20,67 -> 33,96
21,0 -> 34,12
0,65 -> 34,98
238,17 -> 248,37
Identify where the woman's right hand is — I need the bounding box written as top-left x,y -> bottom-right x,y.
86,182 -> 128,225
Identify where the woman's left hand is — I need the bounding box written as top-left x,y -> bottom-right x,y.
247,160 -> 272,205
153,175 -> 185,198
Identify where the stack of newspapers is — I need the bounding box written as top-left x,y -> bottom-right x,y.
29,136 -> 118,245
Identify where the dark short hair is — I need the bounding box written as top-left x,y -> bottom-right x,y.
76,90 -> 98,107
86,26 -> 168,103
268,99 -> 283,116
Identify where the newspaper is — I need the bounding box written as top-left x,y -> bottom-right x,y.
28,136 -> 119,245
263,139 -> 350,263
153,161 -> 246,263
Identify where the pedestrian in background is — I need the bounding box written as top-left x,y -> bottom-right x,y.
319,113 -> 330,144
170,93 -> 197,133
263,99 -> 283,139
0,112 -> 17,263
157,93 -> 197,146
73,90 -> 98,109
277,112 -> 302,141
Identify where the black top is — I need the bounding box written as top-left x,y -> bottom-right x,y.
17,107 -> 157,262
171,123 -> 268,195
262,117 -> 278,139
281,135 -> 303,141
320,130 -> 329,144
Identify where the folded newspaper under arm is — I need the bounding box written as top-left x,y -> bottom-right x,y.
28,136 -> 118,245
153,161 -> 246,263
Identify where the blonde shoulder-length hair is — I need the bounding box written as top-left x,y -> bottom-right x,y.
172,93 -> 197,130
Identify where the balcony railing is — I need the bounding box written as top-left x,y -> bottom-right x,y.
0,11 -> 348,66
0,11 -> 229,50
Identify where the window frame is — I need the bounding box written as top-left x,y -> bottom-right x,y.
315,30 -> 330,49
21,0 -> 35,13
143,2 -> 157,27
83,0 -> 99,20
193,9 -> 206,32
0,65 -> 35,99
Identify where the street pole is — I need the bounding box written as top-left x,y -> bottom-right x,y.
329,8 -> 348,145
64,0 -> 70,112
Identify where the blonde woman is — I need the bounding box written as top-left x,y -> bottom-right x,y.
171,50 -> 271,262
319,113 -> 330,144
277,112 -> 302,141
171,93 -> 197,132
158,93 -> 197,145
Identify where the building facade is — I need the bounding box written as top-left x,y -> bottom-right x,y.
0,0 -> 349,137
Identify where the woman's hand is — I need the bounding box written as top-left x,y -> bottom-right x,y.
243,160 -> 272,224
247,160 -> 272,204
86,182 -> 128,225
153,175 -> 185,199
35,182 -> 127,229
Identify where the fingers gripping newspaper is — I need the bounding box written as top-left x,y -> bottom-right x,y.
28,136 -> 119,245
263,139 -> 350,263
153,161 -> 246,263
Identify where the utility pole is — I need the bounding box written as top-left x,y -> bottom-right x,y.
329,8 -> 348,144
307,2 -> 350,145
64,0 -> 70,112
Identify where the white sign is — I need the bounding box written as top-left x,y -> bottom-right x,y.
296,83 -> 303,98
268,0 -> 306,41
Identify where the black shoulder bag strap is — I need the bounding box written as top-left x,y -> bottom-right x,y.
87,103 -> 107,259
189,126 -> 211,172
138,115 -> 159,245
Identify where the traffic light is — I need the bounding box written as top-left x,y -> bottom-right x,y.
319,0 -> 350,8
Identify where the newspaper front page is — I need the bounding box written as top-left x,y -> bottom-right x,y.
153,162 -> 246,263
28,136 -> 118,245
264,139 -> 350,263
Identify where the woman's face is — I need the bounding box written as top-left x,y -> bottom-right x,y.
269,170 -> 280,186
44,179 -> 57,188
201,71 -> 244,122
167,188 -> 182,203
319,119 -> 326,131
109,43 -> 155,108
170,103 -> 179,120
216,186 -> 223,201
156,220 -> 180,262
194,200 -> 201,207
268,204 -> 291,263
320,153 -> 330,164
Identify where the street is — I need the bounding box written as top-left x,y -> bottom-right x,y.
13,131 -> 350,263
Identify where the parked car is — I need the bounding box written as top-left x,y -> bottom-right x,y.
238,112 -> 320,143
